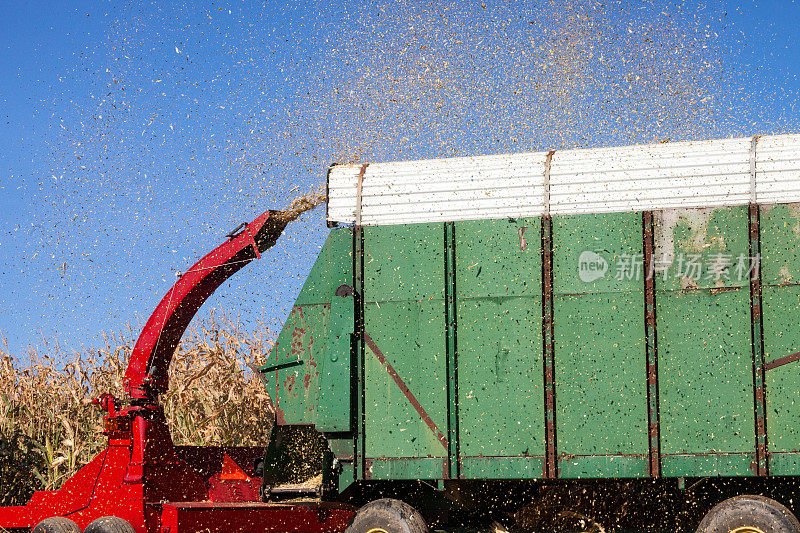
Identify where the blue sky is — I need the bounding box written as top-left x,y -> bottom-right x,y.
1,0 -> 798,356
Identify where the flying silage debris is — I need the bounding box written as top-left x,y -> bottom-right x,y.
3,135 -> 800,533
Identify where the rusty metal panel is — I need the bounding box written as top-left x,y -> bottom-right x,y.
553,212 -> 649,478
760,203 -> 800,473
266,229 -> 353,427
362,224 -> 447,474
272,305 -> 328,425
655,205 -> 756,476
747,203 -> 768,476
642,211 -> 661,477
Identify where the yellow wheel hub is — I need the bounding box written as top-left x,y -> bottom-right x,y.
366,529 -> 389,533
730,527 -> 765,533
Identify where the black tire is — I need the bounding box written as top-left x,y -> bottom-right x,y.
32,517 -> 82,533
83,517 -> 136,533
697,495 -> 800,533
345,498 -> 428,533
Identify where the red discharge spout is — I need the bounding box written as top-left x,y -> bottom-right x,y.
123,210 -> 290,403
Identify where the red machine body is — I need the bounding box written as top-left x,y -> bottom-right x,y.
0,210 -> 354,533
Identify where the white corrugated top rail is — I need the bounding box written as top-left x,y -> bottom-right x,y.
326,134 -> 800,226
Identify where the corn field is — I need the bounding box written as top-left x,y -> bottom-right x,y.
0,312 -> 276,506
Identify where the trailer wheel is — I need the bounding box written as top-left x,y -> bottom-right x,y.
345,498 -> 428,533
83,517 -> 136,533
697,495 -> 800,533
32,517 -> 82,533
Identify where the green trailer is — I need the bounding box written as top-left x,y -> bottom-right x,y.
260,135 -> 800,532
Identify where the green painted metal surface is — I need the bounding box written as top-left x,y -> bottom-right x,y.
768,452 -> 800,475
660,453 -> 755,477
558,454 -> 648,479
368,458 -> 445,480
642,211 -> 660,477
261,228 -> 352,427
655,207 -> 756,476
763,285 -> 800,454
655,207 -> 750,291
337,461 -> 355,494
327,437 -> 354,458
553,212 -> 644,295
455,218 -> 544,478
271,304 -> 327,424
761,203 -> 800,285
456,218 -> 541,299
553,212 -> 649,477
294,228 -> 353,306
554,293 -> 648,461
459,456 -> 544,480
656,290 -> 755,458
760,204 -> 800,472
317,290 -> 354,431
364,300 -> 447,459
457,299 -> 544,460
364,223 -> 444,302
363,224 -> 447,474
267,203 -> 800,483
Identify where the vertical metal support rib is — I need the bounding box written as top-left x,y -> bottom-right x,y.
642,211 -> 661,478
444,222 -> 460,479
352,163 -> 368,481
541,214 -> 557,479
352,225 -> 366,481
749,202 -> 769,476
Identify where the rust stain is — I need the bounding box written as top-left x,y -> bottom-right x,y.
284,373 -> 297,396
290,326 -> 307,356
275,406 -> 288,426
